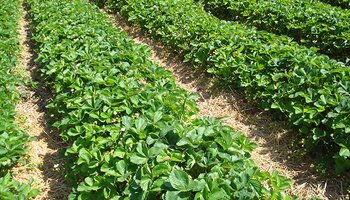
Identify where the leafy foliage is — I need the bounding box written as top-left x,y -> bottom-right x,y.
0,0 -> 29,170
320,0 -> 350,9
201,0 -> 350,64
97,0 -> 350,173
27,0 -> 294,199
0,174 -> 39,200
0,0 -> 38,199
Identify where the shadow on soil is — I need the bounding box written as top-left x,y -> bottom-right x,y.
22,2 -> 70,199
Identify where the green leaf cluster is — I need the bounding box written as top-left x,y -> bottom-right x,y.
201,0 -> 350,64
27,0 -> 294,199
97,0 -> 350,172
320,0 -> 350,9
0,0 -> 38,199
0,174 -> 39,200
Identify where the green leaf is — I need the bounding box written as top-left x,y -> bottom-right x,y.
165,191 -> 190,200
149,142 -> 168,157
85,177 -> 94,186
113,149 -> 126,158
153,111 -> 163,124
140,176 -> 152,191
78,148 -> 91,164
136,142 -> 148,156
188,179 -> 206,192
135,117 -> 147,133
122,116 -> 132,129
270,171 -> 292,191
152,163 -> 171,177
0,148 -> 8,155
130,154 -> 148,165
169,169 -> 191,191
116,160 -> 127,175
339,147 -> 350,158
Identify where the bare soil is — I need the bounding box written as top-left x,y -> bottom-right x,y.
12,1 -> 70,199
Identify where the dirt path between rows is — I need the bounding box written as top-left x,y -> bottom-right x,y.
105,12 -> 348,200
12,1 -> 70,199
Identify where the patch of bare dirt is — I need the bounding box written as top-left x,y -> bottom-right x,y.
105,12 -> 348,200
12,1 -> 70,199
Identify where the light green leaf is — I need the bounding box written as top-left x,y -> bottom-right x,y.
169,169 -> 191,191
130,154 -> 148,165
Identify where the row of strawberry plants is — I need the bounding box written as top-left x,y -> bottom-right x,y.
0,0 -> 38,198
200,0 -> 350,64
27,0 -> 294,199
98,0 -> 350,173
320,0 -> 350,9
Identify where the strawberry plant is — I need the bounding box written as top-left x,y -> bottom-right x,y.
0,174 -> 38,199
27,0 -> 294,199
96,0 -> 350,173
201,0 -> 350,64
0,0 -> 38,198
320,0 -> 350,9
